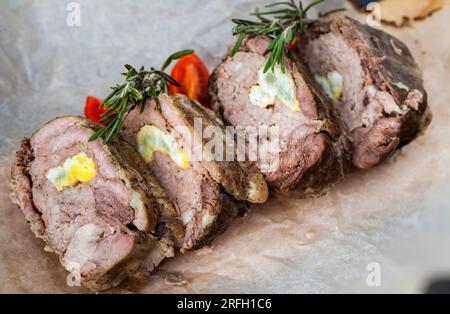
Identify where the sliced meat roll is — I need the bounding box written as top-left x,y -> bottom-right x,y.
209,36 -> 350,196
301,14 -> 432,169
122,93 -> 268,251
10,116 -> 183,291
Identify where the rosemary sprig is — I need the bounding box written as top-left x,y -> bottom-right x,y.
230,0 -> 324,73
89,49 -> 194,144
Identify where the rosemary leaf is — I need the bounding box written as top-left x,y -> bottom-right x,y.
89,50 -> 194,144
230,0 -> 330,73
161,49 -> 194,71
230,33 -> 246,57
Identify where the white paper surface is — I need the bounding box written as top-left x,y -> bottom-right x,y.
0,0 -> 449,293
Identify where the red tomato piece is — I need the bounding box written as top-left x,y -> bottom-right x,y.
84,96 -> 106,124
169,53 -> 211,108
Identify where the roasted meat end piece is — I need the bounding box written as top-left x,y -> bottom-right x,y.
302,14 -> 432,169
10,116 -> 182,291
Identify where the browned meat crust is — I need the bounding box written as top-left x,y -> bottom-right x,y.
10,139 -> 46,238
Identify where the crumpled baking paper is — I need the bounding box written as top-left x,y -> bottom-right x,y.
0,0 -> 449,293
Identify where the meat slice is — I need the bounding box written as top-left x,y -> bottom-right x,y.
301,14 -> 432,169
10,116 -> 183,291
209,36 -> 350,196
122,93 -> 268,251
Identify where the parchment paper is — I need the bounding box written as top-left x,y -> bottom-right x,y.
1,0 -> 449,293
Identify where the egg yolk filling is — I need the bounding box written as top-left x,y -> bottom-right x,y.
46,152 -> 96,191
137,125 -> 189,169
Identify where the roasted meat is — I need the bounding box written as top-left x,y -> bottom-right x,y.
10,116 -> 183,291
301,14 -> 432,169
122,93 -> 269,251
209,36 -> 350,196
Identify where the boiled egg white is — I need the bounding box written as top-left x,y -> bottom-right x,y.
249,65 -> 300,111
